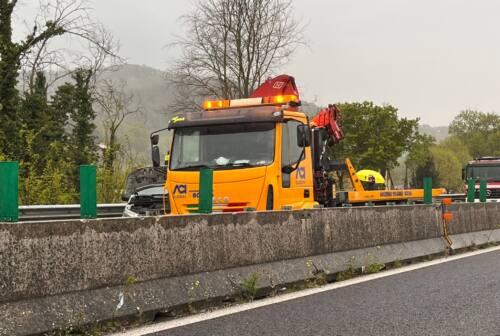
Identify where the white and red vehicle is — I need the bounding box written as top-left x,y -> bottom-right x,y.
463,157 -> 500,201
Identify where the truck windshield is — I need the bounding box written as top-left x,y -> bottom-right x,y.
466,165 -> 500,181
170,123 -> 275,171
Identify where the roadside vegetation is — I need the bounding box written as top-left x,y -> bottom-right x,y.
0,0 -> 142,204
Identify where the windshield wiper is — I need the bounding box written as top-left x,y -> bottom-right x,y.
175,164 -> 212,171
216,162 -> 255,169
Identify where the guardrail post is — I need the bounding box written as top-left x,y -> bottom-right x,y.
423,177 -> 432,204
80,165 -> 97,219
0,162 -> 19,222
466,178 -> 476,203
199,167 -> 213,214
479,179 -> 487,203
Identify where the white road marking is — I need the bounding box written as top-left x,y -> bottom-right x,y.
110,245 -> 500,336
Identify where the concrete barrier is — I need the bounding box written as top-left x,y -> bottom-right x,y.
0,203 -> 498,335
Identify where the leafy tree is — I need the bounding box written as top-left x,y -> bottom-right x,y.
405,133 -> 436,188
50,69 -> 97,191
407,135 -> 472,191
439,136 -> 471,165
449,110 -> 500,157
412,155 -> 438,188
335,102 -> 420,171
429,146 -> 463,192
69,69 -> 97,166
0,0 -> 62,158
0,0 -> 118,159
18,72 -> 53,175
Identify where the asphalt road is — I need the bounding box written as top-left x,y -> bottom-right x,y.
148,250 -> 500,336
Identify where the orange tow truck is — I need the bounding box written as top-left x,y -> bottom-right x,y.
152,75 -> 444,214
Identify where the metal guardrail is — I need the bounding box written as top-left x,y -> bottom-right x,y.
12,195 -> 481,222
18,204 -> 126,221
436,193 -> 467,202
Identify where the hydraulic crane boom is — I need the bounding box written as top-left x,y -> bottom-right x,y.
310,104 -> 344,144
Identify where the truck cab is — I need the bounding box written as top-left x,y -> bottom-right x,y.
464,157 -> 500,200
165,96 -> 317,214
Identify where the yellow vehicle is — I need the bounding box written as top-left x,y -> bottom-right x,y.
152,75 -> 445,214
164,104 -> 317,214
338,158 -> 446,205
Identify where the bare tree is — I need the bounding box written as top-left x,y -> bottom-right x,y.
168,0 -> 304,112
95,79 -> 142,169
19,0 -> 121,94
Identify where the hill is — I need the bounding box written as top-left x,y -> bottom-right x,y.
419,124 -> 449,141
95,64 -> 174,164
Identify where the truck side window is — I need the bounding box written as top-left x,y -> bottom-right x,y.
281,120 -> 303,188
172,130 -> 200,167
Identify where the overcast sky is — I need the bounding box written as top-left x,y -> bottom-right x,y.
14,0 -> 500,126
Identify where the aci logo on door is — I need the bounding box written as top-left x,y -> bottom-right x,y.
296,167 -> 306,185
296,167 -> 306,179
173,184 -> 187,195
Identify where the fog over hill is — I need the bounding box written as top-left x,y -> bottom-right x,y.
98,64 -> 451,164
95,64 -> 174,163
419,124 -> 449,142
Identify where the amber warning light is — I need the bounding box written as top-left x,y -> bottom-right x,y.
202,95 -> 299,110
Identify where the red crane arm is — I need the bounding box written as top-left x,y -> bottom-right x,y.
250,74 -> 300,99
310,104 -> 344,144
251,74 -> 343,143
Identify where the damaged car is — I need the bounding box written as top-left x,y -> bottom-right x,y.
122,166 -> 170,217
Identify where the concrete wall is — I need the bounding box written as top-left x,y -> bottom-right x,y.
0,202 -> 498,335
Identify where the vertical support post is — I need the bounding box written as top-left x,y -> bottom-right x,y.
0,162 -> 19,222
80,165 -> 97,219
199,167 -> 213,214
466,178 -> 476,203
423,177 -> 432,204
479,179 -> 487,203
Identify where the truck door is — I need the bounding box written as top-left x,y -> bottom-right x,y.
279,120 -> 311,209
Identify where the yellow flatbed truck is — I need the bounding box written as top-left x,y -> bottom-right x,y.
334,158 -> 445,205
152,75 -> 445,214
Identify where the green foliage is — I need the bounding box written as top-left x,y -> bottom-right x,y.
0,1 -> 66,159
126,275 -> 137,286
64,70 -> 98,184
11,69 -> 136,205
412,156 -> 439,188
449,110 -> 500,157
364,255 -> 385,274
20,157 -> 77,205
241,272 -> 259,301
305,259 -> 328,287
97,168 -> 129,203
406,133 -> 437,187
429,146 -> 463,192
0,0 -> 134,207
439,136 -> 472,165
336,257 -> 357,281
336,102 -> 420,172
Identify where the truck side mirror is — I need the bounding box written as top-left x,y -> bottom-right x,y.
152,145 -> 160,167
461,168 -> 465,180
296,124 -> 310,147
150,134 -> 159,146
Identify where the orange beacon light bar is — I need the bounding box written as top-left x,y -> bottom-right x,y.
202,95 -> 299,110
